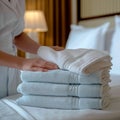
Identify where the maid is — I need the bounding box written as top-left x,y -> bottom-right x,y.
0,0 -> 63,98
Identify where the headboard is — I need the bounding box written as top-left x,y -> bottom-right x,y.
77,0 -> 120,27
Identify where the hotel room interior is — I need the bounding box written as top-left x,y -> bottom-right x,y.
1,0 -> 120,120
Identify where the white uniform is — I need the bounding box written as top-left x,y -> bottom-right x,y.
0,0 -> 25,98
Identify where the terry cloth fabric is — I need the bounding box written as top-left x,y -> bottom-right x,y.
37,46 -> 112,74
16,95 -> 110,110
17,82 -> 110,98
16,47 -> 112,110
20,69 -> 110,85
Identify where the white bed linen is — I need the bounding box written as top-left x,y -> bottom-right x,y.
1,73 -> 120,120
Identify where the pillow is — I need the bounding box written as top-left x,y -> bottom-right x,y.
110,16 -> 120,75
104,29 -> 114,53
66,22 -> 110,50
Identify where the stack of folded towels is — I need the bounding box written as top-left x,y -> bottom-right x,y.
16,46 -> 112,110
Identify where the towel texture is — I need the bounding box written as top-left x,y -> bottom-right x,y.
16,48 -> 112,110
20,69 -> 110,85
37,46 -> 112,74
16,95 -> 110,110
17,82 -> 110,98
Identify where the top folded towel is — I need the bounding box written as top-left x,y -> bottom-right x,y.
37,46 -> 112,74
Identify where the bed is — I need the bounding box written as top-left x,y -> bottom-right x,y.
1,19 -> 120,120
1,1 -> 120,120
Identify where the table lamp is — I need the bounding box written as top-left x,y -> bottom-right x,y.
24,10 -> 48,43
24,10 -> 48,58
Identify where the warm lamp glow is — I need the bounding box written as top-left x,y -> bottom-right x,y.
24,10 -> 48,32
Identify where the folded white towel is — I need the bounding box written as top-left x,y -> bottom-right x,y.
17,82 -> 110,98
20,69 -> 110,85
37,46 -> 112,74
16,95 -> 110,110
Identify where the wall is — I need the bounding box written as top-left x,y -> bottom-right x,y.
79,0 -> 120,19
71,0 -> 77,24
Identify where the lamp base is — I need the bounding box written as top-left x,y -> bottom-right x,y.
27,31 -> 39,43
26,31 -> 39,58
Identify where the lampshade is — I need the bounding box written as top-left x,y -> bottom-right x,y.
24,10 -> 48,32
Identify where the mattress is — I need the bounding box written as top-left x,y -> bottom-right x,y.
0,73 -> 120,120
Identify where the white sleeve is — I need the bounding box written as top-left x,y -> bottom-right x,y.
12,0 -> 25,37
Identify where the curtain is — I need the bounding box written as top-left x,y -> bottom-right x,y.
25,0 -> 71,47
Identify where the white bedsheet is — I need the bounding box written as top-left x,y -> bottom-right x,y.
1,73 -> 120,120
